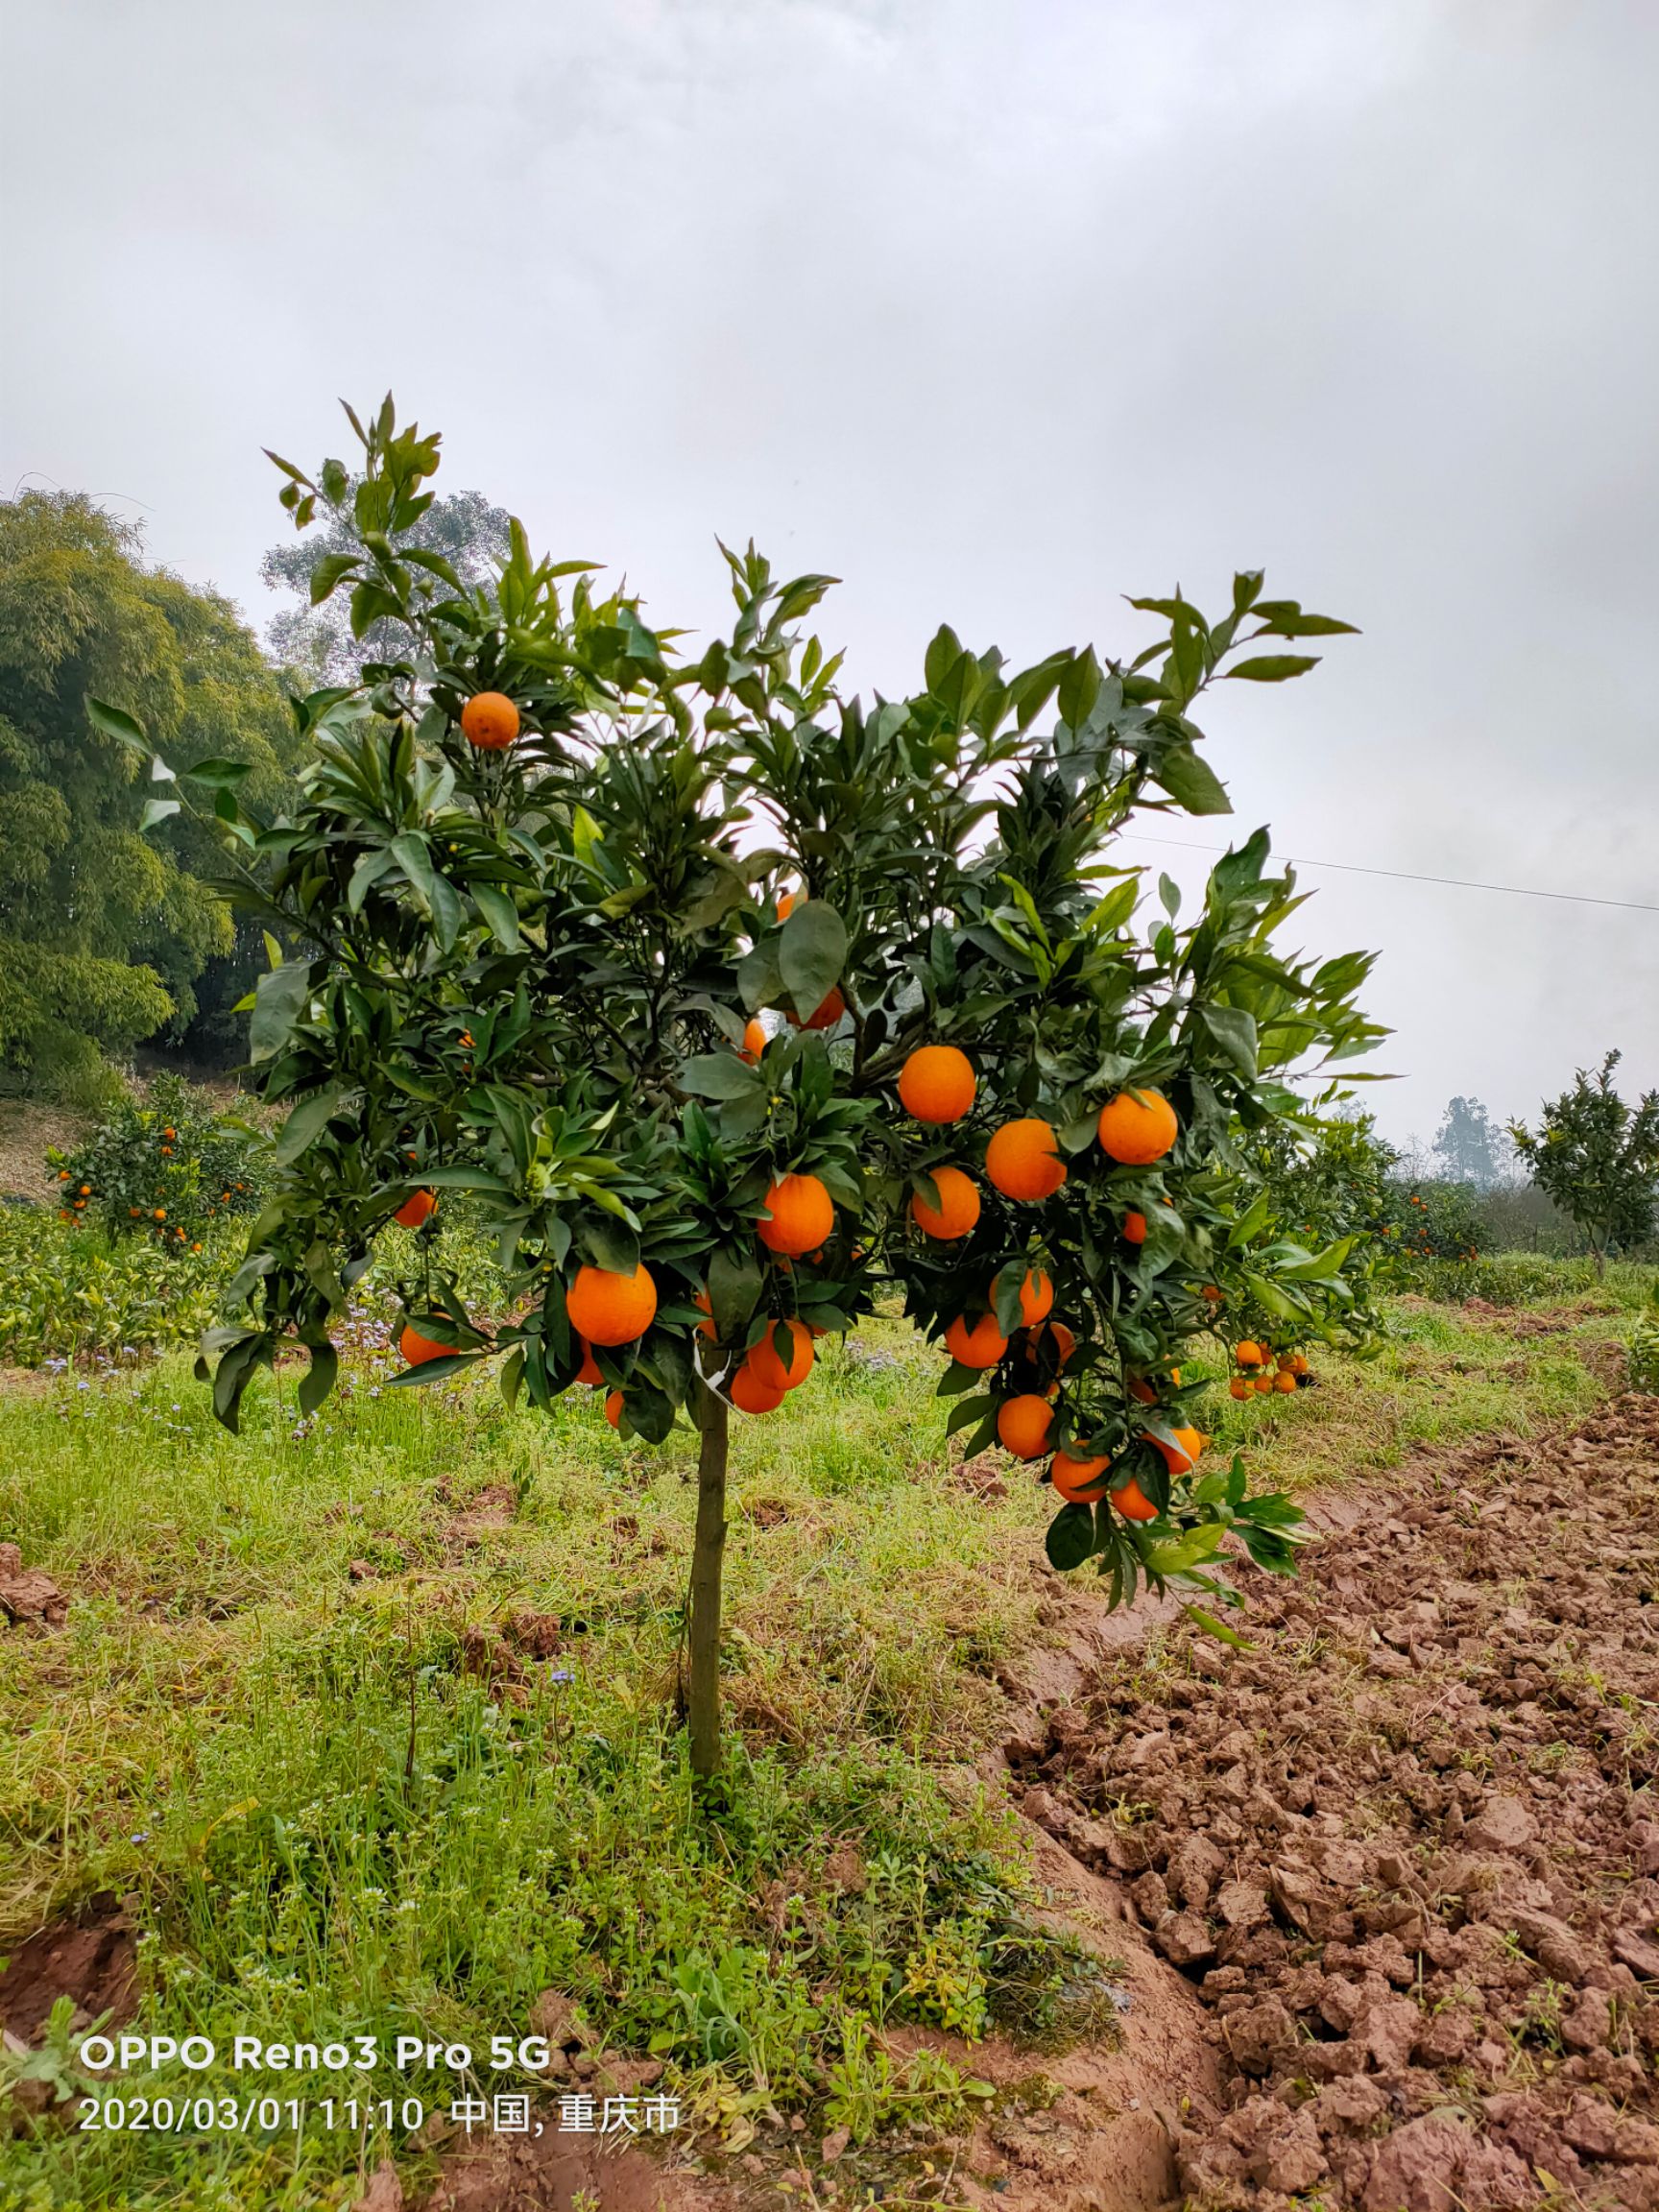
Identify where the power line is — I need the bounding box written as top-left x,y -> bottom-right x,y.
1118,833 -> 1659,916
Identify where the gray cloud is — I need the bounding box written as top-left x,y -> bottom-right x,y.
4,0 -> 1654,1142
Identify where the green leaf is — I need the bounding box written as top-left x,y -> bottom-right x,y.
297,1342 -> 339,1418
471,881 -> 520,950
681,1054 -> 764,1102
273,1087 -> 347,1167
1197,1003 -> 1259,1077
180,757 -> 253,790
249,962 -> 313,1062
138,797 -> 181,830
420,1166 -> 514,1192
779,901 -> 847,1022
1221,655 -> 1320,683
1046,1503 -> 1097,1572
1182,1604 -> 1249,1649
86,697 -> 149,754
708,1247 -> 761,1340
309,554 -> 361,605
1153,744 -> 1232,816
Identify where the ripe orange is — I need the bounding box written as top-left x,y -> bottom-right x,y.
997,1394 -> 1053,1458
944,1311 -> 1009,1370
750,1318 -> 814,1393
1288,1353 -> 1310,1377
1144,1425 -> 1203,1475
985,1118 -> 1068,1202
1235,1339 -> 1264,1368
605,1389 -> 625,1429
162,1127 -> 176,1140
576,1340 -> 603,1385
1200,1285 -> 1223,1305
565,1262 -> 658,1346
1229,1377 -> 1249,1401
395,1189 -> 437,1230
740,1017 -> 767,1064
1122,1210 -> 1147,1244
758,1172 -> 834,1256
154,1208 -> 166,1221
461,691 -> 519,749
730,1363 -> 784,1414
399,1322 -> 450,1365
1096,1088 -> 1178,1165
1276,1352 -> 1294,1373
1252,1375 -> 1275,1395
1127,1375 -> 1157,1406
995,1265 -> 1053,1327
776,889 -> 798,921
1025,1320 -> 1076,1372
1112,1476 -> 1160,1522
789,985 -> 846,1032
693,1289 -> 718,1341
57,1169 -> 68,1181
1274,1370 -> 1297,1394
898,1046 -> 976,1124
80,1183 -> 91,1196
1050,1449 -> 1112,1503
910,1166 -> 980,1240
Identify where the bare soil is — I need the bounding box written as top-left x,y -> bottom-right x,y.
0,1894 -> 137,2045
1006,1394 -> 1659,2209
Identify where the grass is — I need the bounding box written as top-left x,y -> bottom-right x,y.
0,1273 -> 1647,2209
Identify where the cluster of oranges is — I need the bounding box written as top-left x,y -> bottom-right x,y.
55,1123 -> 222,1252
395,1004 -> 1205,1520
1227,1340 -> 1310,1399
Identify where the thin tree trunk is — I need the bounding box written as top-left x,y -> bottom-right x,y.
687,1376 -> 730,1779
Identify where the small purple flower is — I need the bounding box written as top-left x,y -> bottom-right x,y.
547,1668 -> 575,1686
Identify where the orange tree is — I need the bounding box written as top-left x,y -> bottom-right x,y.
110,397 -> 1385,1776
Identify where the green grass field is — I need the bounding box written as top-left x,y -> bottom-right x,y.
0,1270 -> 1647,2210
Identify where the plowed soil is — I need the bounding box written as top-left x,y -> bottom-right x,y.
1008,1394 -> 1659,2210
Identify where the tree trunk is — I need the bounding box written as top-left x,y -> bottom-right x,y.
687,1376 -> 730,1779
1594,1238 -> 1606,1281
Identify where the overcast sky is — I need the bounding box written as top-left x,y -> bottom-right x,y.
4,0 -> 1655,1148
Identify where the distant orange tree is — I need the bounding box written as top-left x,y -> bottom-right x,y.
108,397 -> 1385,1775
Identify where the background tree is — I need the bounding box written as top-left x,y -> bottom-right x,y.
122,397 -> 1385,1779
1431,1094 -> 1511,1190
1510,1052 -> 1659,1274
0,493 -> 300,1095
261,482 -> 513,684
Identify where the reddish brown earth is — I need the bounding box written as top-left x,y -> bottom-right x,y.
0,1894 -> 137,2045
1007,1394 -> 1659,2209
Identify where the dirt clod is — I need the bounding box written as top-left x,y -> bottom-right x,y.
0,1543 -> 67,1628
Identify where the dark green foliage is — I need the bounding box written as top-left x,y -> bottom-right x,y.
0,493 -> 301,1093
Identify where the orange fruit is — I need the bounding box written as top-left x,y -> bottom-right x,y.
994,1265 -> 1053,1327
1274,1370 -> 1297,1394
129,1207 -> 140,1218
565,1262 -> 658,1346
740,1017 -> 767,1064
730,1363 -> 784,1415
399,1322 -> 450,1365
1276,1352 -> 1294,1372
1228,1377 -> 1248,1401
693,1289 -> 718,1341
154,1208 -> 166,1221
749,1318 -> 814,1393
1289,1353 -> 1310,1377
1122,1210 -> 1147,1244
758,1172 -> 834,1256
985,1118 -> 1068,1202
80,1184 -> 91,1196
997,1394 -> 1054,1458
910,1166 -> 980,1240
788,985 -> 845,1031
1025,1320 -> 1076,1372
898,1046 -> 976,1124
944,1311 -> 1009,1370
604,1389 -> 625,1429
1200,1285 -> 1223,1305
575,1340 -> 603,1385
1050,1449 -> 1112,1503
59,1209 -> 71,1221
776,889 -> 798,921
1252,1375 -> 1275,1395
1235,1340 -> 1264,1368
1126,1375 -> 1157,1406
395,1189 -> 437,1230
162,1127 -> 176,1140
1096,1088 -> 1178,1165
461,691 -> 519,749
1144,1425 -> 1203,1475
1112,1476 -> 1160,1522
57,1169 -> 68,1180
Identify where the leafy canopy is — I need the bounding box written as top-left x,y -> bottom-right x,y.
1511,1051 -> 1659,1262
124,395 -> 1386,1613
0,492 -> 301,1093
